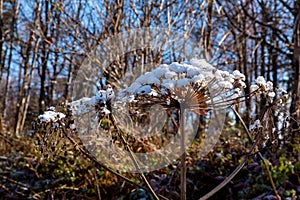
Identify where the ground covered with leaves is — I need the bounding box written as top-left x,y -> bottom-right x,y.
0,121 -> 299,200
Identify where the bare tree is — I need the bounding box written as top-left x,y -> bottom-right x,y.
291,0 -> 300,133
14,1 -> 39,136
215,0 -> 293,129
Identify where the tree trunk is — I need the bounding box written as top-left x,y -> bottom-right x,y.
291,0 -> 300,132
2,0 -> 18,119
204,0 -> 214,60
0,0 -> 3,84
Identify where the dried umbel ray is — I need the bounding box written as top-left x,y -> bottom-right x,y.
112,59 -> 248,118
69,59 -> 249,127
88,59 -> 248,154
37,59 -> 288,172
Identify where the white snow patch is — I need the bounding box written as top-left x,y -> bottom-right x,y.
220,70 -> 230,78
268,91 -> 276,98
127,82 -> 142,94
162,79 -> 175,89
266,81 -> 273,91
169,62 -> 186,73
249,120 -> 261,131
219,81 -> 233,90
48,106 -> 56,111
192,74 -> 205,83
38,111 -> 66,122
135,85 -> 152,95
234,88 -> 242,95
238,80 -> 246,88
186,66 -> 201,77
213,70 -> 223,80
135,72 -> 160,85
101,107 -> 111,115
190,58 -> 215,70
177,78 -> 191,88
164,71 -> 177,79
152,65 -> 169,77
250,85 -> 259,92
277,88 -> 287,94
256,76 -> 266,86
232,70 -> 246,81
105,88 -> 115,100
69,96 -> 100,115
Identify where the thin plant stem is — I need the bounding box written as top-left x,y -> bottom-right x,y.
231,106 -> 281,200
199,105 -> 282,200
180,106 -> 186,200
59,122 -> 168,200
199,139 -> 260,200
110,114 -> 160,200
199,151 -> 247,200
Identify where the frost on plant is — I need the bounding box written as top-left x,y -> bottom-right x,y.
248,76 -> 289,151
38,111 -> 65,123
116,58 -> 246,112
36,58 -> 289,172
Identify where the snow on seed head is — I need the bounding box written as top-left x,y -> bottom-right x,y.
127,82 -> 142,94
250,84 -> 259,92
135,72 -> 160,85
135,85 -> 152,95
164,71 -> 177,79
213,70 -> 223,80
38,111 -> 66,122
268,91 -> 276,98
276,88 -> 287,97
187,66 -> 201,76
256,76 -> 266,86
190,58 -> 215,70
232,70 -> 246,81
177,78 -> 191,88
152,65 -> 169,78
266,81 -> 273,91
219,81 -> 233,90
169,62 -> 186,73
192,74 -> 205,83
162,79 -> 175,89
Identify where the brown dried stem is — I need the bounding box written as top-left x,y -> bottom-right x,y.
59,122 -> 167,200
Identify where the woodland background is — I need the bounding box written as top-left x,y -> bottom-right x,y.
0,0 -> 299,199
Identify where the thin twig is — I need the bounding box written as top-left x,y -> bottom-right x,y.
231,106 -> 253,142
199,117 -> 260,200
110,114 -> 160,200
59,123 -> 168,200
180,107 -> 186,200
93,168 -> 101,200
231,106 -> 281,200
0,175 -> 29,190
199,145 -> 254,200
199,104 -> 282,200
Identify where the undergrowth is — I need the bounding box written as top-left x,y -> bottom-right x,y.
0,121 -> 299,199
